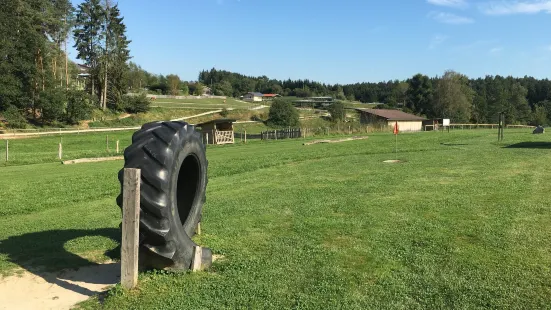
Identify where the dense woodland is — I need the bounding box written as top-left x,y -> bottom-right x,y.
195,69 -> 551,125
0,0 -> 144,128
1,1 -> 550,128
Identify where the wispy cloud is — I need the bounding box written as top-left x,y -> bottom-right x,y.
489,47 -> 503,54
479,0 -> 551,15
427,0 -> 468,8
429,34 -> 449,49
428,11 -> 475,24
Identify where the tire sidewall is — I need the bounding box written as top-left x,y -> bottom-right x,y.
169,133 -> 206,250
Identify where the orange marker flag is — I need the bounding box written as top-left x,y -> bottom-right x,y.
393,122 -> 399,135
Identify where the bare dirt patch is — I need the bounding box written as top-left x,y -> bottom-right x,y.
0,262 -> 119,310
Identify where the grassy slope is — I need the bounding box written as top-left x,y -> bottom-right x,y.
151,98 -> 258,109
0,130 -> 550,309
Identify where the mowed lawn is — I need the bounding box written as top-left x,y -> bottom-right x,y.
0,130 -> 550,309
151,97 -> 260,110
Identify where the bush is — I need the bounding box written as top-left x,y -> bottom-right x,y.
3,106 -> 27,129
328,102 -> 345,122
36,88 -> 66,123
123,94 -> 151,114
219,108 -> 229,118
268,99 -> 299,127
66,90 -> 94,124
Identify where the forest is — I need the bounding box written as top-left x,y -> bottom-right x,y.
1,1 -> 550,128
194,68 -> 551,125
0,0 -> 144,128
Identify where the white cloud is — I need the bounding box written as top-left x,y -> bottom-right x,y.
489,47 -> 503,54
479,0 -> 551,15
429,34 -> 449,49
427,0 -> 468,8
428,11 -> 475,24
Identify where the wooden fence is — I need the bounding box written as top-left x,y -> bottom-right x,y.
261,128 -> 302,140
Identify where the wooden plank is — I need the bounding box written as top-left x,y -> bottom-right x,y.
121,168 -> 140,290
62,156 -> 124,165
191,246 -> 203,272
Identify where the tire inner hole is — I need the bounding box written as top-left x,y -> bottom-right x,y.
177,154 -> 200,227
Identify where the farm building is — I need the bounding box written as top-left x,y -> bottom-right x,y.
355,108 -> 426,132
196,118 -> 236,145
262,94 -> 281,100
243,92 -> 264,102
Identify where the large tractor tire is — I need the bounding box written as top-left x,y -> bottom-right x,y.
117,121 -> 212,271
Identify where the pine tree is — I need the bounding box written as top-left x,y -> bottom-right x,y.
74,0 -> 103,103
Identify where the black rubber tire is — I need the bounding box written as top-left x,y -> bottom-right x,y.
116,121 -> 212,270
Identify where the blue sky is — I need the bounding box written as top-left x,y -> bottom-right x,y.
71,0 -> 551,84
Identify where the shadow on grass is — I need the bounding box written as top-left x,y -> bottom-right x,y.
0,228 -> 120,296
505,142 -> 551,149
441,143 -> 469,146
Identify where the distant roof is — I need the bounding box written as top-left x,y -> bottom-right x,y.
355,108 -> 426,121
247,92 -> 263,96
196,118 -> 236,126
262,94 -> 280,97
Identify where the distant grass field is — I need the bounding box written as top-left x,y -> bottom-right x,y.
88,108 -> 213,128
1,129 -> 551,309
152,97 -> 259,110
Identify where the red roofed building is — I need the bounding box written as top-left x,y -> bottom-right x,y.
261,94 -> 281,100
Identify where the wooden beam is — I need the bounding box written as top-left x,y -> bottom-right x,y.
121,168 -> 140,290
191,246 -> 202,272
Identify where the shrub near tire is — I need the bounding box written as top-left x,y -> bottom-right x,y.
117,121 -> 212,270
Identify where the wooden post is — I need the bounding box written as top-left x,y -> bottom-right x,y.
205,133 -> 209,145
244,130 -> 247,143
121,168 -> 140,290
116,140 -> 120,154
5,140 -> 8,162
58,142 -> 62,159
196,222 -> 201,235
348,126 -> 351,135
191,246 -> 203,272
106,135 -> 109,151
275,130 -> 277,140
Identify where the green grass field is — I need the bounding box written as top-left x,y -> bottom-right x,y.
1,129 -> 550,309
151,98 -> 260,110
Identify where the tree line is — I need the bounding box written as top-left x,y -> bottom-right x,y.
0,0 -> 148,128
196,68 -> 551,125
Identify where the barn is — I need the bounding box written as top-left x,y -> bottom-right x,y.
242,92 -> 264,102
355,108 -> 426,132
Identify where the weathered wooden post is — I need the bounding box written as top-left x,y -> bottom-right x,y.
58,142 -> 63,160
106,135 -> 109,151
191,246 -> 202,272
121,168 -> 140,290
275,130 -> 277,140
116,140 -> 120,154
205,132 -> 209,145
244,130 -> 247,143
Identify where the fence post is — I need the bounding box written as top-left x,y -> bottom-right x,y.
205,133 -> 209,145
116,140 -> 120,154
244,130 -> 247,144
106,135 -> 109,151
191,246 -> 203,272
121,168 -> 140,290
275,130 -> 277,140
348,126 -> 351,135
5,140 -> 8,162
58,142 -> 62,160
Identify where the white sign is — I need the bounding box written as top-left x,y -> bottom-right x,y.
443,119 -> 450,127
